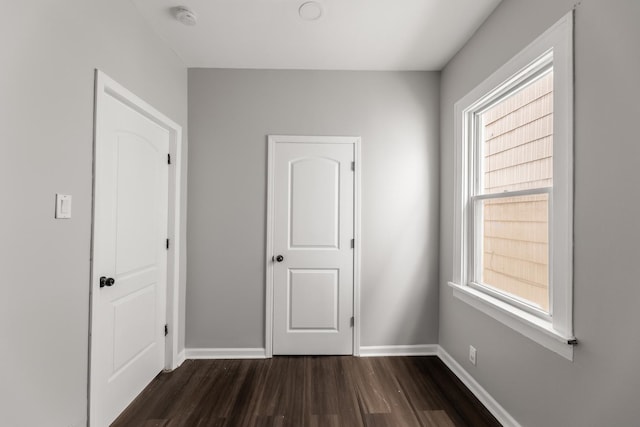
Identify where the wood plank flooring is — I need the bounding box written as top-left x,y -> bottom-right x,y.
111,356 -> 501,427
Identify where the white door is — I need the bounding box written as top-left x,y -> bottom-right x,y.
90,81 -> 169,426
270,137 -> 356,355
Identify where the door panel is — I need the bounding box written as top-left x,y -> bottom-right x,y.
272,140 -> 354,355
290,158 -> 339,248
115,135 -> 163,273
289,269 -> 339,330
112,283 -> 157,373
91,92 -> 169,427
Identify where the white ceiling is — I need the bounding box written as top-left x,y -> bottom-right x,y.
131,0 -> 502,71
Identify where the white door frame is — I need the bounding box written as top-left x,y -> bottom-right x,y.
265,135 -> 361,358
89,70 -> 183,420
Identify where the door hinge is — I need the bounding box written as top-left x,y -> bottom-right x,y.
168,153 -> 171,165
350,316 -> 354,327
351,238 -> 354,249
166,238 -> 170,250
164,324 -> 168,336
351,161 -> 355,171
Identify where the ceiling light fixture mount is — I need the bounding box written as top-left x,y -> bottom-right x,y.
174,6 -> 197,26
298,1 -> 323,21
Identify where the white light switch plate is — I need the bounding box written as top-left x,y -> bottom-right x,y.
55,194 -> 72,219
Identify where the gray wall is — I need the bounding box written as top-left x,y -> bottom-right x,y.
439,0 -> 640,425
187,70 -> 440,349
0,2 -> 187,426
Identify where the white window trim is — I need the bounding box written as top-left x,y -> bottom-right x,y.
450,11 -> 575,360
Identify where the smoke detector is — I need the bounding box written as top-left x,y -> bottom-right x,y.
298,1 -> 323,21
174,6 -> 197,26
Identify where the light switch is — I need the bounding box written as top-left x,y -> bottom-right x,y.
55,194 -> 72,219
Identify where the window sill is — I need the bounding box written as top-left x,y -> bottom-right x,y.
448,282 -> 575,361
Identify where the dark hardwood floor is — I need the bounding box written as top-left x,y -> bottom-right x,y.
112,356 -> 501,427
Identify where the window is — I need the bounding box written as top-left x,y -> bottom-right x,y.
450,12 -> 574,360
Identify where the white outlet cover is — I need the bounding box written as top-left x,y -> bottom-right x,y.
469,345 -> 477,365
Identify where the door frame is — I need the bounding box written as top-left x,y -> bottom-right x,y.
89,70 -> 183,421
265,135 -> 361,358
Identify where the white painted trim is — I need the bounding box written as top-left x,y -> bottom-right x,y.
549,11 -> 574,339
174,350 -> 186,369
353,138 -> 362,356
449,282 -> 574,360
437,346 -> 522,427
167,127 -> 183,372
185,348 -> 267,359
451,12 -> 574,358
265,135 -> 362,358
265,137 -> 275,358
90,70 -> 184,424
359,345 -> 438,357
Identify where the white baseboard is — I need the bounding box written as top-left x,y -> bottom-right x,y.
359,344 -> 439,357
176,350 -> 186,367
185,347 -> 267,359
437,346 -> 521,427
164,350 -> 186,372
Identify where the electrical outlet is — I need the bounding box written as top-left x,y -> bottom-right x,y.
469,345 -> 477,366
